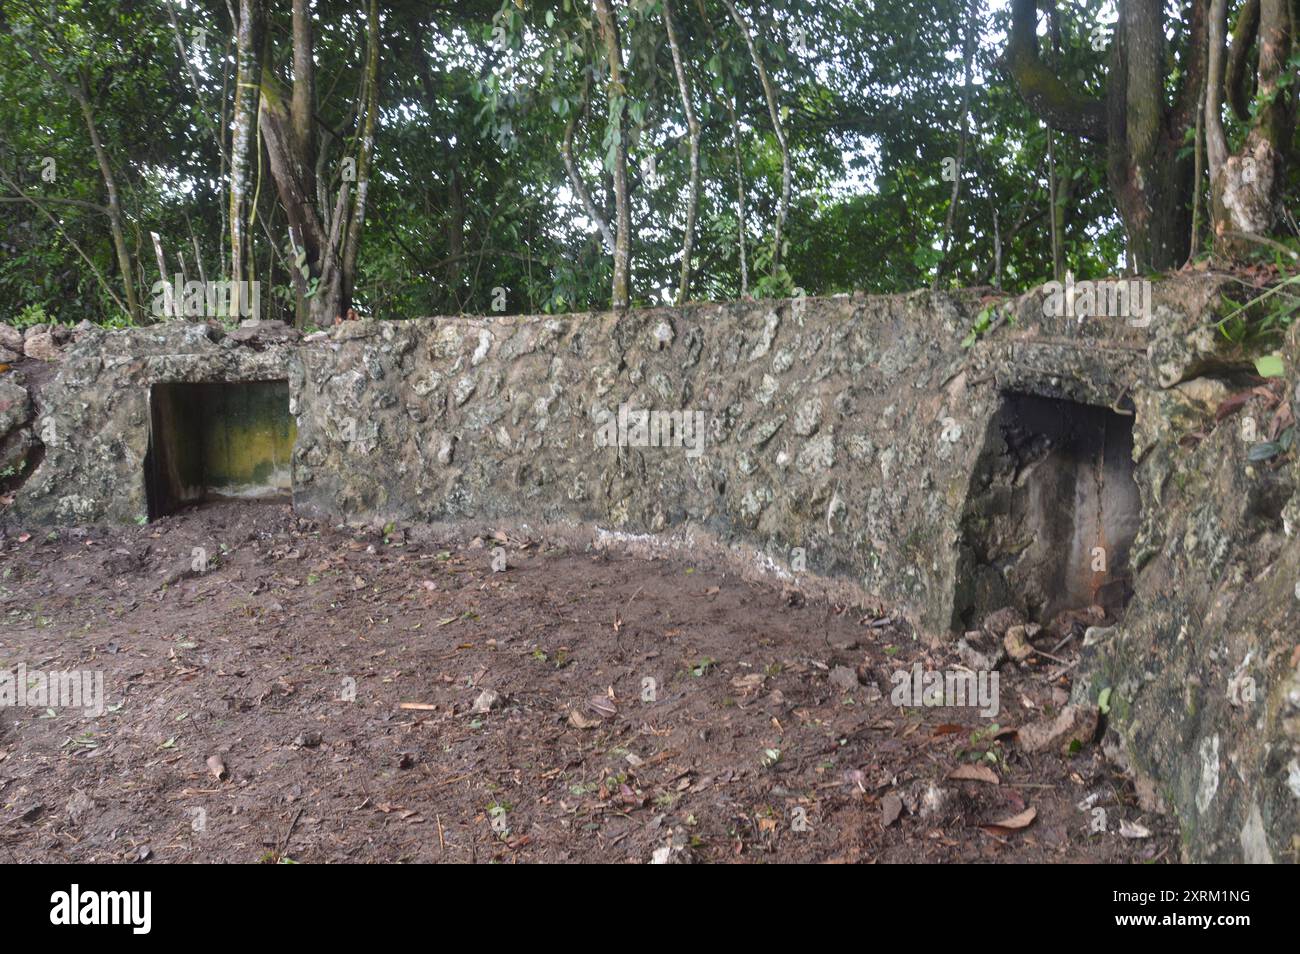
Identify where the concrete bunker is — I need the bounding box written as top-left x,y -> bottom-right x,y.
953,391 -> 1141,631
145,380 -> 295,519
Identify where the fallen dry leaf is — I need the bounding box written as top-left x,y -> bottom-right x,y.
1017,704 -> 1099,755
982,806 -> 1036,834
568,709 -> 601,730
1119,819 -> 1152,839
948,763 -> 1000,784
881,792 -> 903,828
1214,391 -> 1253,422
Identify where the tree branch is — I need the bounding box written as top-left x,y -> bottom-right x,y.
1004,0 -> 1108,141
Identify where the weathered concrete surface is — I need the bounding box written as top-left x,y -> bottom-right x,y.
2,275 -> 1298,862
290,293 -> 992,634
4,322 -> 293,523
1071,315 -> 1300,865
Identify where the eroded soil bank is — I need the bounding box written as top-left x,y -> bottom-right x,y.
0,503 -> 1171,863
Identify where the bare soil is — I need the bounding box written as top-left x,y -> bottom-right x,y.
0,503 -> 1176,863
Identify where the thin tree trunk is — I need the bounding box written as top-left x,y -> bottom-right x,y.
991,202 -> 1002,291
663,0 -> 701,304
341,0 -> 379,311
693,0 -> 748,296
73,72 -> 139,321
1047,128 -> 1063,280
0,166 -> 129,315
1188,77 -> 1206,265
593,0 -> 631,308
164,0 -> 229,170
730,92 -> 749,297
561,67 -> 616,255
230,0 -> 265,315
935,0 -> 977,290
721,0 -> 790,280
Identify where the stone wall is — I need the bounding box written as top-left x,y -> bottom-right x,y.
2,274 -> 1298,862
290,292 -> 991,633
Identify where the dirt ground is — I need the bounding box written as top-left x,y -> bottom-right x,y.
0,502 -> 1177,863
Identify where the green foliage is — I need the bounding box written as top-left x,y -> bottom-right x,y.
1216,274 -> 1300,345
1,0 -> 1294,324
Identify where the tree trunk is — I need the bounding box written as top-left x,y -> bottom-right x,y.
663,0 -> 701,304
290,0 -> 317,324
1225,0 -> 1260,121
74,73 -> 139,321
935,0 -> 977,289
10,30 -> 141,320
1005,0 -> 1204,272
592,0 -> 631,309
560,66 -> 617,255
1207,0 -> 1292,256
230,0 -> 265,315
1005,0 -> 1107,140
340,0 -> 379,311
722,0 -> 791,281
693,0 -> 748,296
1105,0 -> 1195,272
291,0 -> 316,181
1047,129 -> 1063,280
730,92 -> 750,298
260,0 -> 378,327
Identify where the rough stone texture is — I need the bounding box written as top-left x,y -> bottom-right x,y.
290,293 -> 993,633
0,379 -> 30,436
0,323 -> 24,353
0,378 -> 34,476
1071,313 -> 1300,865
2,274 -> 1298,862
7,321 -> 292,523
21,332 -> 61,362
226,318 -> 300,347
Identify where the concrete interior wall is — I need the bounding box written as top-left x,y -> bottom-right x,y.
145,380 -> 295,518
954,392 -> 1141,628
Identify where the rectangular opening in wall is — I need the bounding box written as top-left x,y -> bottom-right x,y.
954,391 -> 1140,632
145,380 -> 295,519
